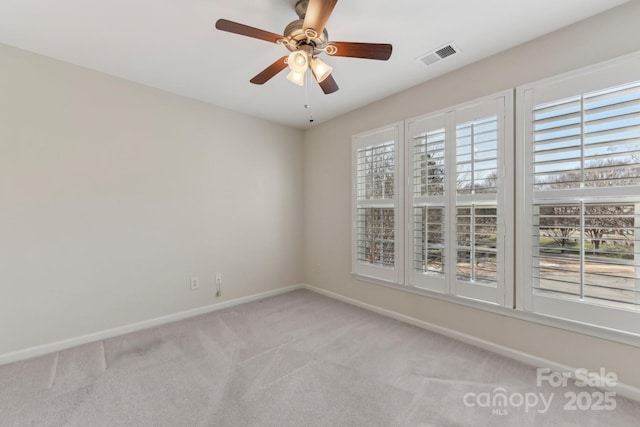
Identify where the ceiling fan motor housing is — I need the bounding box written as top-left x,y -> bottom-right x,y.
283,19 -> 329,55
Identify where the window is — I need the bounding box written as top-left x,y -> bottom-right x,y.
407,112 -> 448,292
406,92 -> 514,305
351,52 -> 640,340
352,123 -> 403,283
518,53 -> 640,334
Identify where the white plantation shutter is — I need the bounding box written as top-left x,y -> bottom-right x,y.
352,123 -> 403,283
533,202 -> 640,310
406,91 -> 514,305
455,116 -> 500,288
355,141 -> 396,268
452,96 -> 512,305
455,205 -> 498,284
519,52 -> 640,334
532,83 -> 640,191
407,113 -> 448,292
456,116 -> 499,194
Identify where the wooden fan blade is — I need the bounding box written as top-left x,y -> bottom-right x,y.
303,0 -> 338,36
215,19 -> 283,44
328,42 -> 392,60
318,74 -> 339,94
250,56 -> 289,85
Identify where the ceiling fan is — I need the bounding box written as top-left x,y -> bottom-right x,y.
215,0 -> 392,94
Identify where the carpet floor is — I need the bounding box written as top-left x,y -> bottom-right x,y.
1,289 -> 639,426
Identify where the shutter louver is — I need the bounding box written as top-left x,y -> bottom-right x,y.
355,141 -> 396,268
412,127 -> 446,276
456,205 -> 498,284
456,117 -> 499,194
531,81 -> 640,311
533,202 -> 639,310
455,115 -> 500,287
533,82 -> 640,190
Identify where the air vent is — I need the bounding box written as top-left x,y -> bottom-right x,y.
417,42 -> 460,67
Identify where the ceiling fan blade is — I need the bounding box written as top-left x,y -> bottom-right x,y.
318,74 -> 339,94
215,19 -> 283,44
250,56 -> 289,85
327,42 -> 392,60
303,0 -> 338,36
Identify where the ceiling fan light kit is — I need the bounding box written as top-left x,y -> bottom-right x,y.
215,0 -> 392,94
287,50 -> 309,73
286,70 -> 305,86
310,57 -> 332,83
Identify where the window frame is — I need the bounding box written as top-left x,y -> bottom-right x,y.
404,91 -> 515,306
516,51 -> 640,335
351,122 -> 404,284
405,111 -> 450,293
451,95 -> 514,306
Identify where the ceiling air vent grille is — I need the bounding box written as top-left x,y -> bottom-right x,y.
418,42 -> 460,67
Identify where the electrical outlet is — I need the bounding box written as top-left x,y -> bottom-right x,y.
190,276 -> 200,290
315,264 -> 321,273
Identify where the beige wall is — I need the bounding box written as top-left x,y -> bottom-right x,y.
303,1 -> 640,388
1,0 -> 639,391
0,43 -> 304,355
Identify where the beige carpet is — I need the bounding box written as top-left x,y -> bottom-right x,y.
1,289 -> 639,426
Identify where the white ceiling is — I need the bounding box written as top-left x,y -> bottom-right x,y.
0,0 -> 629,129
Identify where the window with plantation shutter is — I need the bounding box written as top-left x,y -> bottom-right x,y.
349,54 -> 640,342
405,91 -> 514,305
518,52 -> 640,335
533,203 -> 639,310
407,113 -> 448,292
452,96 -> 513,305
456,205 -> 498,284
352,123 -> 403,283
532,83 -> 640,190
455,116 -> 499,194
455,116 -> 499,287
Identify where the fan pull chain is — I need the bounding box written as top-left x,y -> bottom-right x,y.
305,70 -> 314,124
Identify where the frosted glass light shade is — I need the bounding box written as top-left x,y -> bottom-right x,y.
287,51 -> 309,73
287,70 -> 305,86
310,57 -> 333,83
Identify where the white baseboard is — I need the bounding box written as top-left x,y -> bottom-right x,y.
4,281 -> 639,402
0,283 -> 304,366
302,283 -> 640,403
